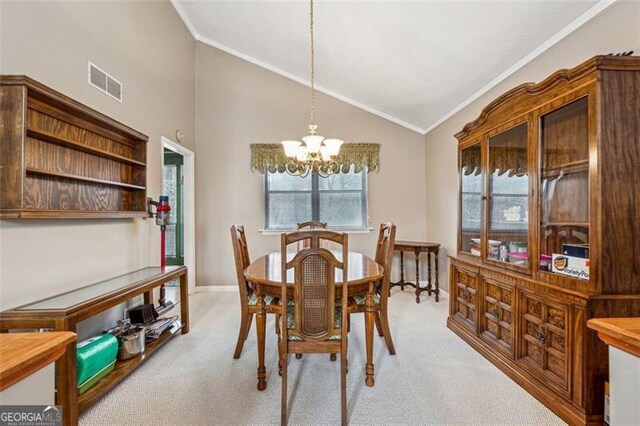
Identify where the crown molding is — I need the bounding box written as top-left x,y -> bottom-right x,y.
423,0 -> 618,134
171,0 -> 618,137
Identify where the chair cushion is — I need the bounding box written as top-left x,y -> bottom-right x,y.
351,293 -> 381,305
286,305 -> 343,341
248,293 -> 275,306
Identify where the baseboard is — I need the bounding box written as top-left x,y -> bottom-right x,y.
196,285 -> 237,292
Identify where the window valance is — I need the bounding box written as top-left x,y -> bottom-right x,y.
250,143 -> 380,174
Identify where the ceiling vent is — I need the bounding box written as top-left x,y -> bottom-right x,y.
88,61 -> 122,102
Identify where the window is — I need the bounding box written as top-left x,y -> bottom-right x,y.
264,165 -> 368,230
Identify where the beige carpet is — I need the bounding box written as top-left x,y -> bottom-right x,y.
80,290 -> 565,425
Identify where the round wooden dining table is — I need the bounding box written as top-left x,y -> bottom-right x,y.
245,250 -> 384,391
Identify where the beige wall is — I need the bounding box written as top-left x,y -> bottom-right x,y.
424,0 -> 640,289
195,42 -> 427,286
0,1 -> 195,315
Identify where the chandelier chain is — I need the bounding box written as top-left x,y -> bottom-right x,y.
309,0 -> 315,127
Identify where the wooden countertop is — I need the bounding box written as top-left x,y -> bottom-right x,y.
0,332 -> 76,391
587,318 -> 640,357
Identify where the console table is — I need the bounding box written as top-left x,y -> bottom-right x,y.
0,266 -> 188,426
390,241 -> 440,303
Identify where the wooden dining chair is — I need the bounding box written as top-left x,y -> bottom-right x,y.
280,230 -> 349,426
296,221 -> 327,230
230,225 -> 280,359
348,222 -> 397,355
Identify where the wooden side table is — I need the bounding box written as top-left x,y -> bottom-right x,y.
390,241 -> 440,303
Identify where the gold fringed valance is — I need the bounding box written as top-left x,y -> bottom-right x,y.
461,147 -> 528,177
250,143 -> 380,174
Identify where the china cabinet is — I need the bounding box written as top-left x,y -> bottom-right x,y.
449,55 -> 640,425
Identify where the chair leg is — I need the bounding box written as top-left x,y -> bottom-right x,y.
275,313 -> 281,336
341,353 -> 347,426
374,312 -> 383,337
347,315 -> 351,332
244,313 -> 254,340
379,310 -> 396,355
233,312 -> 252,359
281,353 -> 288,426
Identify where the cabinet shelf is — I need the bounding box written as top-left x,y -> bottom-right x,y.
542,159 -> 588,178
78,324 -> 183,412
541,222 -> 589,227
26,167 -> 146,190
26,128 -> 146,167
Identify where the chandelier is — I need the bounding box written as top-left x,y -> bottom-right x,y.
281,0 -> 343,178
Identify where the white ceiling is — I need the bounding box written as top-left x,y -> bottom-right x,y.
172,1 -> 613,134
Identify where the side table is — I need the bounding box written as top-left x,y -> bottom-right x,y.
390,241 -> 440,303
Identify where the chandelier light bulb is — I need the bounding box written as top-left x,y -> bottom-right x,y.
282,141 -> 302,158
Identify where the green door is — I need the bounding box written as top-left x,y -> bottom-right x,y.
163,150 -> 184,266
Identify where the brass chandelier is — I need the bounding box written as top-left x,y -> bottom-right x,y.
281,0 -> 343,178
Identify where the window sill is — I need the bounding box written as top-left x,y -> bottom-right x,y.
259,227 -> 374,235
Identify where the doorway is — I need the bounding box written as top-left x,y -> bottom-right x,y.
163,149 -> 184,266
161,137 -> 196,294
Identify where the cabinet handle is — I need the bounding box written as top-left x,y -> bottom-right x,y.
538,328 -> 547,344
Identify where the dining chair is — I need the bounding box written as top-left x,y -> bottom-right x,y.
279,230 -> 349,426
296,222 -> 327,250
296,221 -> 327,230
230,224 -> 280,359
348,222 -> 397,355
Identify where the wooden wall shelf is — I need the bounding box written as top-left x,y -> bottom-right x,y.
26,167 -> 147,190
0,75 -> 148,219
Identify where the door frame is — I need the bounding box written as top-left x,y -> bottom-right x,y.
161,136 -> 196,295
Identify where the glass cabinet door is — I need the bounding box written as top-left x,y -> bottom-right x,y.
539,97 -> 589,279
487,123 -> 529,266
460,144 -> 482,256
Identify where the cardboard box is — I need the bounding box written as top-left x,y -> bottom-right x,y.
551,254 -> 589,280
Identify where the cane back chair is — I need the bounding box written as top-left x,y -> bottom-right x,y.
279,230 -> 349,425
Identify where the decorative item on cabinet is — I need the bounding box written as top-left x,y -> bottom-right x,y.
449,55 -> 640,425
0,75 -> 148,218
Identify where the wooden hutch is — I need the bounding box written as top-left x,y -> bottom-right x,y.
448,55 -> 640,424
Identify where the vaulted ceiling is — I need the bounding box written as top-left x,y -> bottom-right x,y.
172,1 -> 612,134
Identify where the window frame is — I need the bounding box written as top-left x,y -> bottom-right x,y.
264,168 -> 369,231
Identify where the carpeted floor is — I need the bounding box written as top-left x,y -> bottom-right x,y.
80,290 -> 565,425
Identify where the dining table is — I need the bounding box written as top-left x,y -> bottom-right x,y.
245,250 -> 384,391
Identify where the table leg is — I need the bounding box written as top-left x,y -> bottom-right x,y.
434,248 -> 440,302
55,319 -> 77,426
414,249 -> 421,304
399,251 -> 405,290
364,285 -> 375,387
180,272 -> 190,334
256,287 -> 267,391
427,251 -> 433,296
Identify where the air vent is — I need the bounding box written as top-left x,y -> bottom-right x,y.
88,61 -> 122,102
